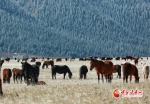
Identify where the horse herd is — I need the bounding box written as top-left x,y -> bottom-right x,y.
0,57 -> 149,95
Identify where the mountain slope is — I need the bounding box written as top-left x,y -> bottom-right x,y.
0,0 -> 150,57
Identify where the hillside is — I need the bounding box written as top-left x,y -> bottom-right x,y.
0,0 -> 150,58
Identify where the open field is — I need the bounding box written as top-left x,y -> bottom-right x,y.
0,58 -> 150,104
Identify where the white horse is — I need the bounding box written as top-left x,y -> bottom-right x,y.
142,63 -> 149,80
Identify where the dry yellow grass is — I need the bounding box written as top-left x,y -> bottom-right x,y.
0,58 -> 150,104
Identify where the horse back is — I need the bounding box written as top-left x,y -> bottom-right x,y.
80,65 -> 88,73
103,60 -> 114,73
52,65 -> 70,74
31,65 -> 40,75
3,68 -> 12,78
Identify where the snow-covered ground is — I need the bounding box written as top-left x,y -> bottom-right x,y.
0,58 -> 150,104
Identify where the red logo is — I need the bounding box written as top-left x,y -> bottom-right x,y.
113,88 -> 143,98
113,88 -> 120,98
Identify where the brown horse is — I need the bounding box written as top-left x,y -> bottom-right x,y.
0,60 -> 4,95
5,57 -> 10,62
90,59 -> 114,83
134,57 -> 139,65
3,68 -> 12,83
122,62 -> 139,83
42,60 -> 54,69
56,58 -> 62,62
12,68 -> 24,83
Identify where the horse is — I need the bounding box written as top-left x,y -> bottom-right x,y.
51,65 -> 72,79
90,59 -> 114,83
12,68 -> 24,83
134,57 -> 139,65
113,65 -> 121,79
79,65 -> 88,79
0,60 -> 4,95
31,58 -> 36,62
42,60 -> 54,69
5,57 -> 10,62
37,81 -> 46,85
22,58 -> 28,62
3,68 -> 12,83
56,58 -> 62,62
35,62 -> 41,67
142,63 -> 149,80
21,62 -> 40,85
122,62 -> 139,83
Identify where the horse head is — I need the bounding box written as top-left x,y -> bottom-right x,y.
90,59 -> 96,71
21,62 -> 28,72
68,72 -> 72,79
135,77 -> 140,83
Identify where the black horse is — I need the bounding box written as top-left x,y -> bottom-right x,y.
21,62 -> 39,85
79,65 -> 88,79
51,65 -> 72,79
113,65 -> 121,79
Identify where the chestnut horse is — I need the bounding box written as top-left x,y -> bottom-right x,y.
3,68 -> 12,83
134,57 -> 139,65
122,62 -> 139,83
90,59 -> 113,83
12,68 -> 24,83
0,60 -> 4,95
42,60 -> 54,69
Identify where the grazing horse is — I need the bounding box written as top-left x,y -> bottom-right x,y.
142,63 -> 149,80
3,68 -> 12,83
42,60 -> 54,69
90,59 -> 114,83
122,62 -> 139,83
113,65 -> 121,79
79,65 -> 88,79
56,58 -> 62,62
0,60 -> 4,95
51,65 -> 72,79
21,62 -> 40,85
12,68 -> 24,83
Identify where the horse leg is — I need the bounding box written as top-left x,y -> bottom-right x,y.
97,73 -> 100,83
63,73 -> 66,79
84,73 -> 86,79
20,76 -> 22,83
54,73 -> 56,79
13,75 -> 15,83
130,75 -> 132,83
126,75 -> 128,83
17,76 -> 19,84
0,78 -> 3,95
123,76 -> 125,83
101,74 -> 104,83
